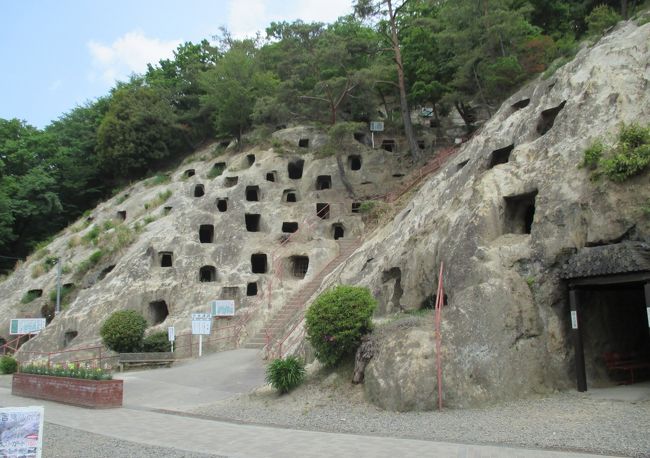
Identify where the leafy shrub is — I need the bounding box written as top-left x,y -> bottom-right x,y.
586,5 -> 621,36
76,250 -> 104,275
305,285 -> 377,367
580,140 -> 604,170
145,174 -> 171,187
48,284 -> 75,304
207,163 -> 226,179
266,356 -> 305,394
0,356 -> 18,374
82,225 -> 101,245
358,201 -> 376,213
142,331 -> 171,352
100,310 -> 148,353
583,123 -> 650,182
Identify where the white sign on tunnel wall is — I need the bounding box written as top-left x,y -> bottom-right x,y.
211,300 -> 235,317
571,311 -> 578,329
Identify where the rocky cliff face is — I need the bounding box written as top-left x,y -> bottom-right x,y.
309,20 -> 650,409
0,127 -> 412,357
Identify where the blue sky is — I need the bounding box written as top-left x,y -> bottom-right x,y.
0,0 -> 353,128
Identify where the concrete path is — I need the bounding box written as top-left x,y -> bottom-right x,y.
116,349 -> 266,410
0,350 -> 622,457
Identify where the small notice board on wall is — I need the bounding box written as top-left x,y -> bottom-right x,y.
9,319 -> 46,335
211,300 -> 235,317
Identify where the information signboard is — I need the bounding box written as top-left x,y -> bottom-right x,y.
0,406 -> 44,458
369,121 -> 384,132
9,319 -> 46,335
210,300 -> 235,317
191,313 -> 212,335
167,326 -> 175,342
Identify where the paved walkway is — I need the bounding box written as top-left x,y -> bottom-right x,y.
0,350 -> 621,458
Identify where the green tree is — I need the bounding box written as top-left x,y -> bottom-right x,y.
200,38 -> 277,145
100,310 -> 148,353
354,0 -> 421,159
305,285 -> 376,367
97,79 -> 186,179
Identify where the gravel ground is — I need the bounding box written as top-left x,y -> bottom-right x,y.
191,370 -> 650,458
43,422 -> 222,458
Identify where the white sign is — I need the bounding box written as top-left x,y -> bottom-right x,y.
191,313 -> 212,335
370,121 -> 384,132
211,300 -> 235,317
647,307 -> 650,328
167,326 -> 175,342
0,406 -> 44,458
9,319 -> 46,335
571,310 -> 578,330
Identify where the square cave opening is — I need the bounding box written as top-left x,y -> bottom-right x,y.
245,213 -> 261,232
537,101 -> 566,136
282,222 -> 299,233
159,252 -> 173,267
381,139 -> 396,152
288,159 -> 304,179
224,176 -> 239,187
503,190 -> 538,235
332,223 -> 345,240
246,185 -> 260,201
199,224 -> 214,243
316,175 -> 332,190
251,253 -> 268,274
348,155 -> 362,171
266,171 -> 277,182
247,282 -> 258,296
216,198 -> 228,212
316,203 -> 330,219
290,255 -> 309,279
298,138 -> 309,148
489,144 -> 514,168
283,189 -> 298,202
199,265 -> 217,282
194,184 -> 205,197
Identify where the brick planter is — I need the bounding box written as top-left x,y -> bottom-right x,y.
12,373 -> 123,408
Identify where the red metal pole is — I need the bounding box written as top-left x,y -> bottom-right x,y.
435,262 -> 444,410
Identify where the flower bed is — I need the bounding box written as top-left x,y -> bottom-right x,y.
12,364 -> 122,408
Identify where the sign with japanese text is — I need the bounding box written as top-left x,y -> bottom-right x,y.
0,406 -> 44,458
9,319 -> 46,335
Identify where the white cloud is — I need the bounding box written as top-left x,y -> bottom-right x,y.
228,0 -> 268,38
293,0 -> 352,23
87,31 -> 181,84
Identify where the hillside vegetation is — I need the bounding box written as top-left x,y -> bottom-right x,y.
0,0 -> 644,273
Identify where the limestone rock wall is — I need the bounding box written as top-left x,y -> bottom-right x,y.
315,21 -> 650,409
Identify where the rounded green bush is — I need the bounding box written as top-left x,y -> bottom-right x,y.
142,331 -> 171,352
0,355 -> 18,374
305,285 -> 376,367
266,356 -> 305,394
100,310 -> 148,353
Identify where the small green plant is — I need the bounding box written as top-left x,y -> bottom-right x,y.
580,140 -> 604,170
305,285 -> 377,367
145,174 -> 171,187
115,193 -> 129,205
142,331 -> 171,352
266,356 -> 306,394
358,201 -> 377,213
143,190 -> 172,212
76,250 -> 104,275
100,310 -> 148,353
143,216 -> 156,226
82,225 -> 101,246
21,290 -> 42,304
48,284 -> 75,304
0,356 -> 18,374
32,248 -> 50,261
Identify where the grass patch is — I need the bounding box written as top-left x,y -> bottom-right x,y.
145,174 -> 171,188
21,290 -> 42,304
76,250 -> 104,275
207,163 -> 226,179
48,284 -> 75,305
82,225 -> 101,246
143,190 -> 172,211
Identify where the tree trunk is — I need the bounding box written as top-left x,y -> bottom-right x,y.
352,335 -> 375,384
621,0 -> 629,19
387,0 -> 420,161
336,154 -> 356,198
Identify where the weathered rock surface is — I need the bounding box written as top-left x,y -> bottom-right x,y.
313,21 -> 650,409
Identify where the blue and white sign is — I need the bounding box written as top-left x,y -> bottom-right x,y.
9,319 -> 46,335
167,326 -> 175,342
191,313 -> 212,335
211,300 -> 235,317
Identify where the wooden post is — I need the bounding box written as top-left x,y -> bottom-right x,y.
569,289 -> 587,392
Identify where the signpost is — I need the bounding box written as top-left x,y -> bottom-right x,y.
9,319 -> 46,335
0,406 -> 44,458
369,121 -> 384,149
167,326 -> 175,353
210,300 -> 235,317
191,313 -> 211,357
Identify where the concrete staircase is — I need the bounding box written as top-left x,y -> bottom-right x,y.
244,238 -> 361,350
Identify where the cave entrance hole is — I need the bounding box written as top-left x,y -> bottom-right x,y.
316,175 -> 332,190
332,223 -> 345,240
194,184 -> 205,197
288,159 -> 304,179
199,224 -> 214,243
251,254 -> 268,274
291,256 -> 309,279
537,101 -> 566,136
503,190 -> 537,235
184,169 -> 195,178
216,198 -> 228,212
298,138 -> 309,148
316,203 -> 330,219
247,282 -> 258,296
247,154 -> 256,166
266,171 -> 277,182
246,185 -> 260,201
148,300 -> 169,325
199,265 -> 217,282
224,176 -> 238,187
283,189 -> 298,202
63,331 -> 78,347
159,252 -> 173,267
381,139 -> 396,152
245,214 -> 261,232
117,211 -> 127,221
489,144 -> 514,168
348,155 -> 362,171
282,222 -> 299,233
